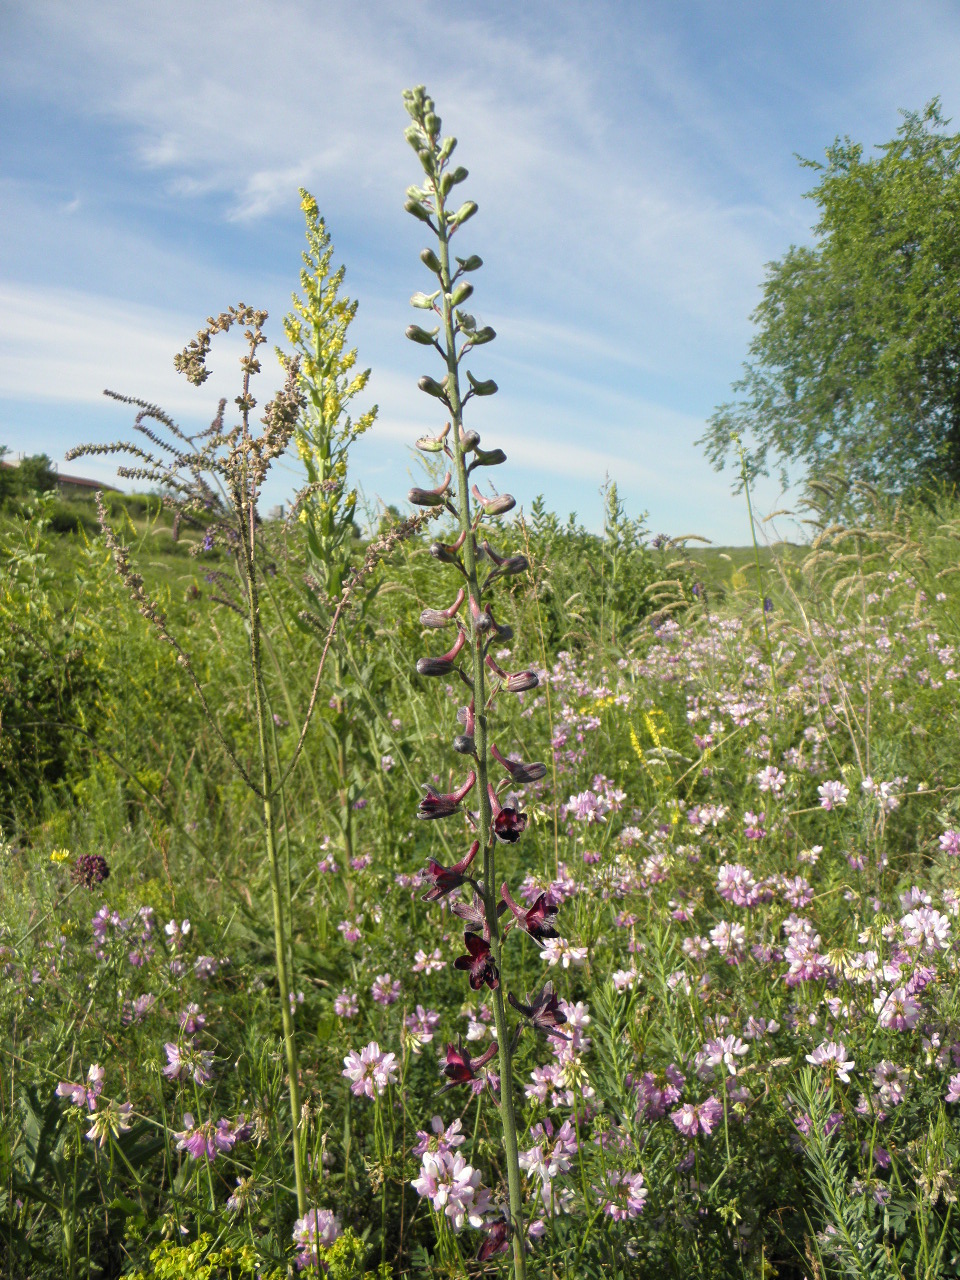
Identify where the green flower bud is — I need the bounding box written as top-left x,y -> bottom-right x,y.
404,199 -> 435,225
439,136 -> 458,160
418,375 -> 449,401
416,423 -> 450,453
450,282 -> 474,307
456,311 -> 477,332
451,200 -> 478,226
469,447 -> 507,468
466,371 -> 498,397
410,291 -> 439,309
468,326 -> 496,346
406,324 -> 438,345
424,112 -> 440,135
456,255 -> 483,273
420,248 -> 442,274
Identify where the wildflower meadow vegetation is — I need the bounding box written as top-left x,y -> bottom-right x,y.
6,87 -> 960,1279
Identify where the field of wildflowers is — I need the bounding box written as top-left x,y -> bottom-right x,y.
5,87 -> 960,1280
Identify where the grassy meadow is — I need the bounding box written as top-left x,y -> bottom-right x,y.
4,474 -> 960,1279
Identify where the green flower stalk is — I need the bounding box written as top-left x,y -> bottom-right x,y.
402,85 -> 558,1276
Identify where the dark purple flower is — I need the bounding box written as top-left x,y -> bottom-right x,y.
501,883 -> 559,941
420,587 -> 466,628
454,931 -> 499,991
451,888 -> 507,932
416,626 -> 466,676
477,1217 -> 510,1260
490,743 -> 547,784
419,841 -> 480,902
489,785 -> 527,844
440,1038 -> 499,1091
408,471 -> 453,508
485,655 -> 539,692
71,854 -> 110,888
417,770 -> 476,819
507,982 -> 569,1039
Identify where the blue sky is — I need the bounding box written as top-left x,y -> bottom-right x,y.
3,0 -> 959,543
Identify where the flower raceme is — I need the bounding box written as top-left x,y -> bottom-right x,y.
400,81 -> 585,1267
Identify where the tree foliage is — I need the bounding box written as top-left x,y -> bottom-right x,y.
701,100 -> 960,498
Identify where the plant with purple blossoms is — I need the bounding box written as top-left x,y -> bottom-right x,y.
401,84 -> 564,1276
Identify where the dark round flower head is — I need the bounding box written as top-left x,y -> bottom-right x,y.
71,854 -> 110,888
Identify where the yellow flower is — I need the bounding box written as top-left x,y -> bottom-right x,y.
50,848 -> 71,865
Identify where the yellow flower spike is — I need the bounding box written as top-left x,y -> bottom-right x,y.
50,848 -> 71,864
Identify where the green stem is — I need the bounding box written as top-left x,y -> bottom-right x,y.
240,421 -> 307,1218
434,186 -> 526,1279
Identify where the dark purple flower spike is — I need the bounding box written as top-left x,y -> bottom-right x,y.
419,840 -> 480,901
454,931 -> 500,990
417,770 -> 476,820
500,883 -> 559,942
507,981 -> 569,1040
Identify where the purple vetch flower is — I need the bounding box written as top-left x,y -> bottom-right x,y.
939,830 -> 960,857
341,1042 -> 398,1099
873,988 -> 921,1031
371,973 -> 402,1006
634,1065 -> 685,1119
161,1041 -> 214,1085
945,1073 -> 960,1103
670,1096 -> 723,1138
597,1169 -> 647,1220
85,1098 -> 134,1147
414,1115 -> 467,1156
164,918 -> 191,949
173,1113 -> 246,1160
334,989 -> 359,1018
454,932 -> 500,991
292,1208 -> 341,1270
519,1117 -> 578,1183
417,770 -> 477,820
419,840 -> 480,901
539,937 -> 588,969
410,1149 -> 493,1231
56,1063 -> 105,1112
179,1003 -> 206,1035
805,1041 -> 856,1082
404,1005 -> 441,1053
508,982 -> 569,1039
122,993 -> 157,1024
818,780 -> 850,810
413,947 -> 447,974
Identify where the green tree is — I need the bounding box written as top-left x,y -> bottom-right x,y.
701,100 -> 960,498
